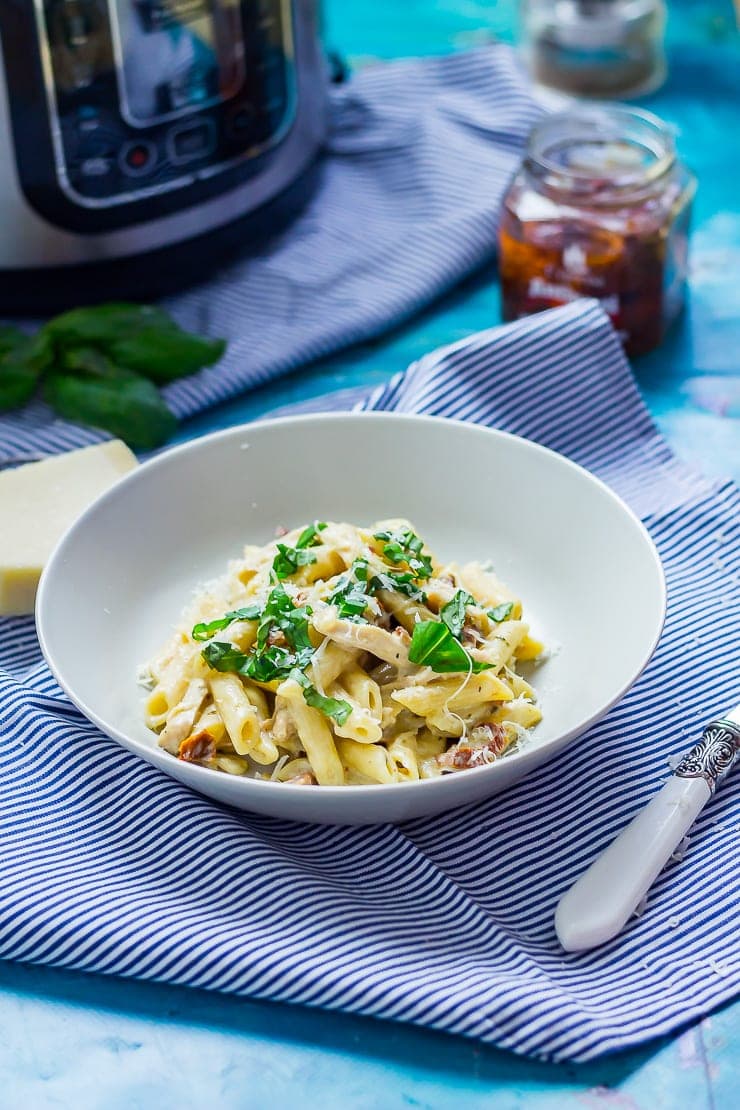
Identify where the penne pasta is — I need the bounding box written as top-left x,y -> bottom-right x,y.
143,520 -> 544,784
337,738 -> 396,784
277,679 -> 345,786
209,673 -> 278,765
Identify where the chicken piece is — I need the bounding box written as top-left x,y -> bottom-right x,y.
157,679 -> 208,754
312,608 -> 413,671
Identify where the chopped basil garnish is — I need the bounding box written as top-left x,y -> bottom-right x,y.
272,543 -> 317,580
290,668 -> 352,725
408,620 -> 491,674
296,521 -> 327,549
192,604 -> 261,642
256,582 -> 313,654
200,641 -> 252,674
328,558 -> 373,622
201,582 -> 314,682
440,589 -> 474,640
271,520 -> 329,581
488,602 -> 514,623
373,527 -> 433,580
369,570 -> 427,603
202,640 -> 313,683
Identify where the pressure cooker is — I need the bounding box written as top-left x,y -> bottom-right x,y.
0,1 -> 328,309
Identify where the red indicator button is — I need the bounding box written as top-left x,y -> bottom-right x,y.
119,141 -> 156,177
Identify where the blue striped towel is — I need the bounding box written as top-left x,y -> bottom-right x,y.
0,47 -> 738,1062
1,300 -> 738,1063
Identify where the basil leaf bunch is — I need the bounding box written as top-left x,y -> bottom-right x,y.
0,303 -> 226,449
373,527 -> 434,580
408,620 -> 491,675
45,303 -> 226,384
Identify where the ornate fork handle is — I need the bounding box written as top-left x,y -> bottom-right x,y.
675,718 -> 740,793
556,706 -> 740,951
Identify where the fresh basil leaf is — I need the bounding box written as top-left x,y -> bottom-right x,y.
328,559 -> 374,622
369,572 -> 427,603
107,328 -> 225,384
330,581 -> 372,621
0,326 -> 27,359
382,540 -> 407,565
245,645 -> 297,682
411,552 -> 434,580
192,605 -> 261,641
488,602 -> 514,623
201,641 -> 251,674
44,366 -> 177,450
290,669 -> 352,725
408,620 -> 491,674
0,331 -> 54,412
373,527 -> 433,580
45,303 -> 226,384
0,360 -> 37,412
257,583 -> 313,650
44,303 -> 175,347
272,543 -> 317,580
60,345 -> 117,377
296,521 -> 327,549
304,687 -> 353,726
440,590 -> 474,640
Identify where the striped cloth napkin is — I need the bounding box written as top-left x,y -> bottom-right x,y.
1,300 -> 738,1063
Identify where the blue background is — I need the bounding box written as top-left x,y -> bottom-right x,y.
2,2 -> 738,1106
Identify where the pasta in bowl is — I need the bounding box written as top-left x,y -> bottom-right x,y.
142,520 -> 545,787
36,411 -> 666,824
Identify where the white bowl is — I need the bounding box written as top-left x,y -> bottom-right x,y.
36,413 -> 665,825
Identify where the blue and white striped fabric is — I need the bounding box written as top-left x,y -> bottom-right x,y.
0,46 -> 541,463
1,300 -> 738,1063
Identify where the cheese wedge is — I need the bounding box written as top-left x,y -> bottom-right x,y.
0,440 -> 137,615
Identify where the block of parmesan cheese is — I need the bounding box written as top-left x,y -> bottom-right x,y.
0,440 -> 137,615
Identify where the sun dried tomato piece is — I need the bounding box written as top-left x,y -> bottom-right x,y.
178,731 -> 216,765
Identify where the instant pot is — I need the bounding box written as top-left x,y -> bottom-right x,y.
0,1 -> 328,309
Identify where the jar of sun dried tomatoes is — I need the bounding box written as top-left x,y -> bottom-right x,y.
498,106 -> 696,356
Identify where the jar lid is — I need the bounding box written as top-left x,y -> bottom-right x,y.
532,0 -> 663,50
525,104 -> 676,198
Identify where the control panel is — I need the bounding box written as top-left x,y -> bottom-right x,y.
39,0 -> 294,205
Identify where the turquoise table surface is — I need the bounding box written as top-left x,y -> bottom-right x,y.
2,2 -> 739,1107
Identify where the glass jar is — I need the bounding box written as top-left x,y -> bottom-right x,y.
498,105 -> 696,356
521,0 -> 667,99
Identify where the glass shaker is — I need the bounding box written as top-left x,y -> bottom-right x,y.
521,0 -> 667,98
